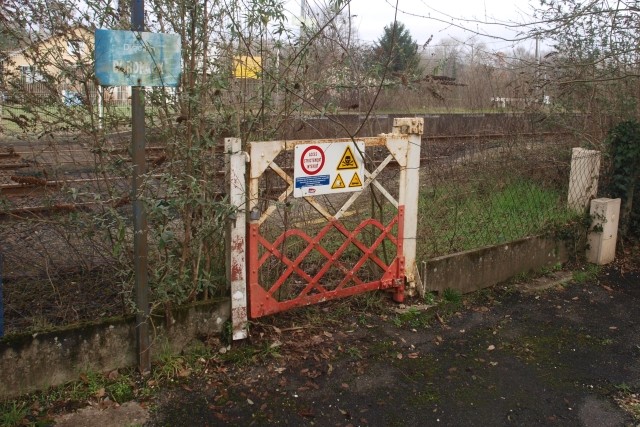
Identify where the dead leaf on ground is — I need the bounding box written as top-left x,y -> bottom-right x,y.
298,408 -> 315,418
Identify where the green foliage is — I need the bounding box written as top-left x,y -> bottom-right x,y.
0,402 -> 27,427
572,264 -> 600,283
442,288 -> 462,304
372,22 -> 421,76
424,292 -> 436,305
606,120 -> 640,237
106,378 -> 134,404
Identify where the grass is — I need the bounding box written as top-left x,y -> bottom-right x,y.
0,337 -> 223,426
418,179 -> 579,259
0,102 -> 169,134
0,402 -> 27,427
572,264 -> 600,283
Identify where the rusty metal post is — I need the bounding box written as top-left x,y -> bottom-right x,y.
131,0 -> 150,372
226,138 -> 248,340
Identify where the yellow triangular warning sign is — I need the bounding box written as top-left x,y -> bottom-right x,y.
349,172 -> 363,188
332,174 -> 346,189
337,146 -> 359,170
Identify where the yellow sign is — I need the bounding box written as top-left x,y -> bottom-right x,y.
337,147 -> 359,170
349,173 -> 363,187
234,56 -> 262,79
332,174 -> 346,189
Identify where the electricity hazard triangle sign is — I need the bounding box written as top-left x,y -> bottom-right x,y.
349,173 -> 363,187
337,147 -> 359,170
332,174 -> 346,189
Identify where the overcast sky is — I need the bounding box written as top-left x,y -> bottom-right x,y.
289,0 -> 540,52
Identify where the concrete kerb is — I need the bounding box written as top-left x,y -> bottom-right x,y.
0,298 -> 229,399
420,235 -> 572,295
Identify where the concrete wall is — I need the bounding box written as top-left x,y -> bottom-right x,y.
422,236 -> 570,294
279,113 -> 573,140
0,299 -> 229,399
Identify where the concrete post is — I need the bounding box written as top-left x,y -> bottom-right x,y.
587,198 -> 621,265
392,118 -> 423,293
567,148 -> 600,212
225,138 -> 248,341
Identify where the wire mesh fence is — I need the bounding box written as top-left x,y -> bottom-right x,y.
0,118 -> 588,335
418,134 -> 583,260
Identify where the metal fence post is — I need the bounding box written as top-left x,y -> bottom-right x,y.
131,0 -> 150,373
225,138 -> 248,341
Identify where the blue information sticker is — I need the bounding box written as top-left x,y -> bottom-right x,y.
295,175 -> 330,189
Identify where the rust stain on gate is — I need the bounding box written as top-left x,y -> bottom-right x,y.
244,119 -> 423,320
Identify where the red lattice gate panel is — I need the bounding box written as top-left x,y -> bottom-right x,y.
234,119 -> 422,328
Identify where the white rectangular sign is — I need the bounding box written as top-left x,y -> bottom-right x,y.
293,141 -> 365,198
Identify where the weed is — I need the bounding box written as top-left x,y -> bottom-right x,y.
351,291 -> 386,312
357,314 -> 369,325
107,378 -> 134,403
0,402 -> 27,427
539,262 -> 564,276
616,383 -> 633,394
424,292 -> 436,305
394,307 -> 432,329
346,346 -> 363,359
183,340 -> 214,366
443,288 -> 462,304
154,355 -> 187,381
572,264 -> 600,283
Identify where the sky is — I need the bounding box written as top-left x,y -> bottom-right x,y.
289,0 -> 541,53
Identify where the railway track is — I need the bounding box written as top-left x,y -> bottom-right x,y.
0,131 -> 572,217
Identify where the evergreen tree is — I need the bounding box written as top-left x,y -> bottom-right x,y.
373,21 -> 420,76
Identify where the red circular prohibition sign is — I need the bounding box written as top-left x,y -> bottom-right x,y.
300,145 -> 325,175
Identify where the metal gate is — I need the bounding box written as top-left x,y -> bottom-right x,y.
226,118 -> 423,340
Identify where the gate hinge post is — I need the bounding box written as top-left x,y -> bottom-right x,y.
225,138 -> 249,341
392,118 -> 424,136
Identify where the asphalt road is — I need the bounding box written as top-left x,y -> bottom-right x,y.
144,261 -> 640,427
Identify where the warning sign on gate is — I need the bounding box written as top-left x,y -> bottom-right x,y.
337,147 -> 359,170
299,145 -> 325,175
349,173 -> 363,188
332,174 -> 346,189
294,141 -> 365,197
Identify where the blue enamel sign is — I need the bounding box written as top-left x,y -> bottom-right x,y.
95,29 -> 181,87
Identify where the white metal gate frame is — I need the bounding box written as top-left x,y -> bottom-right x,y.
226,118 -> 423,340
